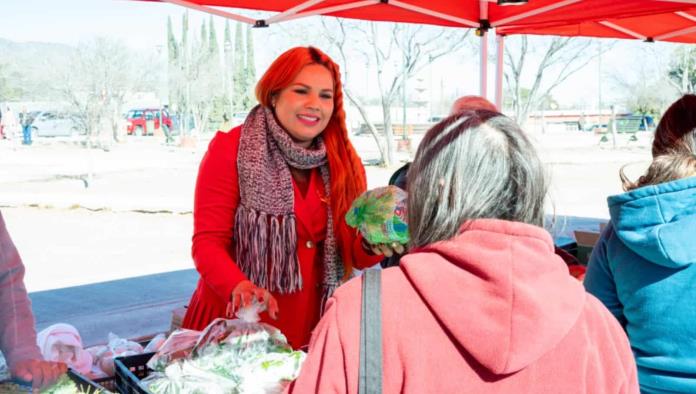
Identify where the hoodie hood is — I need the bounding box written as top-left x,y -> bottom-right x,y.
608,176 -> 696,268
400,219 -> 585,375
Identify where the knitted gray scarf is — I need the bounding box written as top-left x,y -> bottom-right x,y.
235,105 -> 342,311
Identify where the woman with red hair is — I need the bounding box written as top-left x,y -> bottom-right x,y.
181,46 -> 382,349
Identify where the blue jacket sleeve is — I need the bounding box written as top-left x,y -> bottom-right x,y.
584,223 -> 627,327
584,223 -> 626,327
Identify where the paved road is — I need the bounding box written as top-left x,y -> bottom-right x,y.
30,269 -> 198,346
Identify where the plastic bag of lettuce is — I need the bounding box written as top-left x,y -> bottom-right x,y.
143,302 -> 306,394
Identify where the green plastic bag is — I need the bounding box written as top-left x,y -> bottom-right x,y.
345,185 -> 408,245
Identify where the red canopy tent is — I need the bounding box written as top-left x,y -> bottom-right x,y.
499,7 -> 696,43
145,0 -> 696,107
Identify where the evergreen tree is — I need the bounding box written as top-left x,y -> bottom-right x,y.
232,22 -> 247,111
223,20 -> 234,115
181,11 -> 188,62
243,25 -> 256,109
167,16 -> 178,63
200,22 -> 208,57
208,16 -> 219,57
206,16 -> 225,127
180,11 -> 190,132
166,16 -> 178,111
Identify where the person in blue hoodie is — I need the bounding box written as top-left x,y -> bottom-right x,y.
585,94 -> 696,393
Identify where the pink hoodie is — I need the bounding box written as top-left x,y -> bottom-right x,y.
288,219 -> 638,393
0,211 -> 42,371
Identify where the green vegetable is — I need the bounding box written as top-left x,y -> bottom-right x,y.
41,374 -> 104,394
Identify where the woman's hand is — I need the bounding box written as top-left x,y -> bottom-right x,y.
361,238 -> 406,258
372,242 -> 406,257
227,280 -> 279,320
11,359 -> 67,390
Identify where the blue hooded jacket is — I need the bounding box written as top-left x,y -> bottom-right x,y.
585,176 -> 696,393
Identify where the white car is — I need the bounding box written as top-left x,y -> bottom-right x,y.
31,112 -> 81,138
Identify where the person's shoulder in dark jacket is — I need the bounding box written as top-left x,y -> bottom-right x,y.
381,162 -> 410,268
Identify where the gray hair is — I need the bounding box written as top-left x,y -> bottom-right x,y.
407,110 -> 548,249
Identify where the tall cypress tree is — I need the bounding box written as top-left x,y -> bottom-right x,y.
167,16 -> 178,63
181,11 -> 188,60
166,16 -> 178,112
232,22 -> 246,111
223,20 -> 234,115
208,16 -> 218,57
181,11 -> 190,131
244,25 -> 256,109
200,22 -> 208,57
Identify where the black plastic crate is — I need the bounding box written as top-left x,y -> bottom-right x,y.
69,369 -> 112,393
114,352 -> 155,394
93,374 -> 117,392
92,339 -> 153,393
0,369 -> 108,393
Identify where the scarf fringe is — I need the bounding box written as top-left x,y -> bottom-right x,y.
235,205 -> 301,293
320,282 -> 340,315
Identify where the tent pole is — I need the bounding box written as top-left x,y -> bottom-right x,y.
495,34 -> 504,111
478,0 -> 489,98
480,30 -> 488,98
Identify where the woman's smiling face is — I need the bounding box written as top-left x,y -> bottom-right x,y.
272,64 -> 335,148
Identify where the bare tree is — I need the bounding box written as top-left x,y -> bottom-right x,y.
55,37 -> 148,148
321,18 -> 469,166
612,47 -> 677,117
320,19 -> 386,165
668,45 -> 696,95
504,36 -> 609,125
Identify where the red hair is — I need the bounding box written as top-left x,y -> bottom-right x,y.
256,46 -> 366,279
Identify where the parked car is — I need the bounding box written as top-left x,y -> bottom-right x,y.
126,108 -> 172,136
30,111 -> 81,138
427,115 -> 446,124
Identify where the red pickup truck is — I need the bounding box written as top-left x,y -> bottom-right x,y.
126,108 -> 172,136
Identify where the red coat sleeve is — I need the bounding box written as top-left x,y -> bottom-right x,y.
191,128 -> 248,302
350,232 -> 383,270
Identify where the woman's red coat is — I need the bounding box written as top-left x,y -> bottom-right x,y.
182,126 -> 380,349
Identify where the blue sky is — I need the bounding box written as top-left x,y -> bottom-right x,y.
0,0 -> 203,49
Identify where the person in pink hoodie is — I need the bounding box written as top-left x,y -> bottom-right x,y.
287,110 -> 638,393
0,211 -> 66,389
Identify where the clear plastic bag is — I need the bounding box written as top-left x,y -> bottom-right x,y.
92,332 -> 144,376
143,302 -> 306,393
146,329 -> 201,371
143,333 -> 167,353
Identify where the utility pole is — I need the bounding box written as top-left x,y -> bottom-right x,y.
598,40 -> 603,127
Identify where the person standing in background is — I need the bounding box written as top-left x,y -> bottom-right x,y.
0,107 -> 18,142
19,107 -> 32,145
